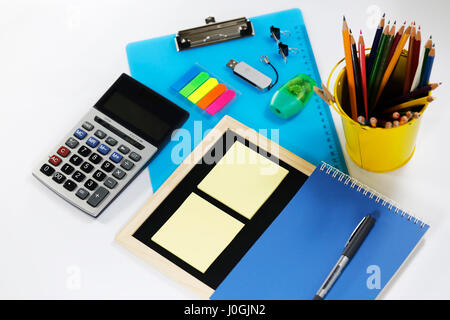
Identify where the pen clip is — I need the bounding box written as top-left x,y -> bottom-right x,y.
345,216 -> 368,248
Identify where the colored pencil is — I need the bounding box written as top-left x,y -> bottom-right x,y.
382,96 -> 434,114
410,36 -> 431,91
416,36 -> 433,88
342,17 -> 358,120
367,25 -> 389,100
351,31 -> 364,117
358,30 -> 368,118
367,13 -> 385,76
403,23 -> 416,94
388,21 -> 406,63
369,117 -> 378,128
368,23 -> 395,112
419,45 -> 435,87
380,83 -> 439,109
374,24 -> 411,106
407,26 -> 422,91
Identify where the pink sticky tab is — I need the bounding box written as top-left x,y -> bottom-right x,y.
205,90 -> 236,115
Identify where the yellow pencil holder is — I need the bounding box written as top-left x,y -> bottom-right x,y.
326,51 -> 429,172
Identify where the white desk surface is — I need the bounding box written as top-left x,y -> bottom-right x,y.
1,0 -> 449,299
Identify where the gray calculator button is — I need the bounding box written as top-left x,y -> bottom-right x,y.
129,152 -> 141,162
94,130 -> 106,139
120,159 -> 134,171
104,177 -> 117,189
105,137 -> 118,146
66,137 -> 79,149
112,168 -> 126,180
87,187 -> 109,207
76,188 -> 90,200
118,145 -> 130,154
82,122 -> 94,131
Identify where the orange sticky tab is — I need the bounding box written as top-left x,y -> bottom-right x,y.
197,84 -> 227,109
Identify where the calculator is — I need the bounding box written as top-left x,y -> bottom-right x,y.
33,74 -> 189,217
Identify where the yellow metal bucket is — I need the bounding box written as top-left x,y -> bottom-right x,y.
326,51 -> 429,172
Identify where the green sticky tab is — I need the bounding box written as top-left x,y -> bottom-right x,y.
179,72 -> 210,97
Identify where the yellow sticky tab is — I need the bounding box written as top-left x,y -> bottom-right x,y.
151,193 -> 244,273
187,78 -> 219,104
198,141 -> 289,219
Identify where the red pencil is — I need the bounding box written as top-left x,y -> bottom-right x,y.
388,21 -> 406,63
408,26 -> 422,90
358,30 -> 368,118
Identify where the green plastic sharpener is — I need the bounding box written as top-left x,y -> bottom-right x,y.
269,73 -> 317,119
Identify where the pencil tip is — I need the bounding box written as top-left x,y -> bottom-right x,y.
382,13 -> 386,17
343,15 -> 346,21
360,29 -> 362,34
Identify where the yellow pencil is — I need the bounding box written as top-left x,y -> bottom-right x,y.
382,96 -> 434,114
342,16 -> 358,121
374,25 -> 412,105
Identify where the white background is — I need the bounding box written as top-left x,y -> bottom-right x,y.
1,0 -> 449,299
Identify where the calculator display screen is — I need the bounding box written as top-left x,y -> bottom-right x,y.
101,92 -> 171,143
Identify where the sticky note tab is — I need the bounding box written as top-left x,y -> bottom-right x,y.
188,78 -> 219,104
171,65 -> 202,92
197,84 -> 227,109
198,141 -> 289,219
205,90 -> 236,115
179,72 -> 209,97
151,193 -> 244,273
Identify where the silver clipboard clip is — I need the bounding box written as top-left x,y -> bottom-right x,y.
175,16 -> 254,51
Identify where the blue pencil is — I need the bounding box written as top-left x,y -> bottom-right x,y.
419,45 -> 435,87
367,13 -> 385,75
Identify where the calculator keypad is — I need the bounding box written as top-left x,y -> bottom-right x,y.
34,110 -> 152,217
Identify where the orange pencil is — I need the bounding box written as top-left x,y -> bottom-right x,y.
403,22 -> 416,93
358,30 -> 368,118
342,16 -> 358,121
374,24 -> 412,105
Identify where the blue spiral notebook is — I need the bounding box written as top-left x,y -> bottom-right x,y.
126,8 -> 347,191
211,163 -> 429,300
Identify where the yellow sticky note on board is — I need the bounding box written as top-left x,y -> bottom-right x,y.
151,193 -> 244,273
198,141 -> 289,220
187,78 -> 219,104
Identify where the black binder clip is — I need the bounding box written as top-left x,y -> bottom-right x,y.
270,25 -> 298,63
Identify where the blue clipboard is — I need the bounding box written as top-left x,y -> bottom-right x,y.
126,8 -> 348,191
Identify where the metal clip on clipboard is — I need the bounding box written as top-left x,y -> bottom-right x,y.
175,17 -> 254,51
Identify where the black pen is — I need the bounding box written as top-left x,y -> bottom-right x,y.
313,215 -> 376,300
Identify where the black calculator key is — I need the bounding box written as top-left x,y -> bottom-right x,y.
40,164 -> 55,176
61,163 -> 75,175
63,180 -> 77,192
112,168 -> 126,180
93,170 -> 107,182
80,162 -> 94,174
129,152 -> 141,162
69,155 -> 83,166
118,145 -> 130,154
82,121 -> 94,131
84,179 -> 98,191
101,161 -> 115,173
89,153 -> 103,164
120,159 -> 134,171
76,188 -> 89,200
94,130 -> 106,139
87,187 -> 110,208
105,137 -> 118,146
65,137 -> 79,149
78,146 -> 92,157
72,171 -> 86,182
104,177 -> 117,189
52,172 -> 66,184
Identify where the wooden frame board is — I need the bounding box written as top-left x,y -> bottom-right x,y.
115,115 -> 315,298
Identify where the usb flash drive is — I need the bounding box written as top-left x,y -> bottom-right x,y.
226,59 -> 273,90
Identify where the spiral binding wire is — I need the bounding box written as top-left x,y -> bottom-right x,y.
319,162 -> 426,228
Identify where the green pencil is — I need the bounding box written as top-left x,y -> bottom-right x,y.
367,24 -> 389,98
368,23 -> 395,113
